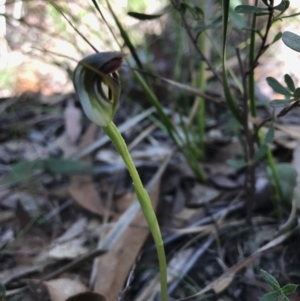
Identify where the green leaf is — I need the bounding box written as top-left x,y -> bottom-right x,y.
235,5 -> 268,14
272,32 -> 282,44
279,295 -> 289,301
180,3 -> 203,20
261,270 -> 281,292
43,158 -> 92,174
281,284 -> 298,295
0,158 -> 92,188
274,0 -> 288,11
260,292 -> 279,301
195,15 -> 222,34
252,145 -> 268,164
127,12 -> 163,20
265,122 -> 274,143
194,6 -> 204,18
227,159 -> 247,169
293,87 -> 300,98
269,99 -> 291,107
282,31 -> 300,53
0,160 -> 44,187
284,74 -> 295,92
266,77 -> 291,96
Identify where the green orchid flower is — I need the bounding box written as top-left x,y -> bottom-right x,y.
73,52 -> 125,126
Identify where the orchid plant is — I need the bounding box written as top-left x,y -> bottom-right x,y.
73,52 -> 168,301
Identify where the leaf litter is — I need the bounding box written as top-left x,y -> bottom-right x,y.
0,2 -> 300,301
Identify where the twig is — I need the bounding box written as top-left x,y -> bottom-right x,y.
42,248 -> 107,281
50,1 -> 99,53
254,101 -> 300,139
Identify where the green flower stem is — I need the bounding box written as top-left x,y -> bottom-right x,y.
103,121 -> 168,301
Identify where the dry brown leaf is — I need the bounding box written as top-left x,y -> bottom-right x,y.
69,123 -> 113,217
114,192 -> 136,212
66,292 -> 108,301
44,278 -> 88,301
212,274 -> 235,294
186,183 -> 220,207
92,179 -> 161,301
69,177 -> 110,217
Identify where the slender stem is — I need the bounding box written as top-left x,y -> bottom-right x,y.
103,122 -> 168,301
197,1 -> 206,159
248,0 -> 258,118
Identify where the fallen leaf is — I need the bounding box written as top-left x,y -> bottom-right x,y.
114,192 -> 136,212
210,174 -> 240,189
212,274 -> 236,294
0,229 -> 13,249
0,210 -> 14,223
69,124 -> 113,217
92,174 -> 162,301
49,237 -> 89,259
44,278 -> 88,301
56,218 -> 87,243
69,177 -> 110,216
186,183 -> 220,207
